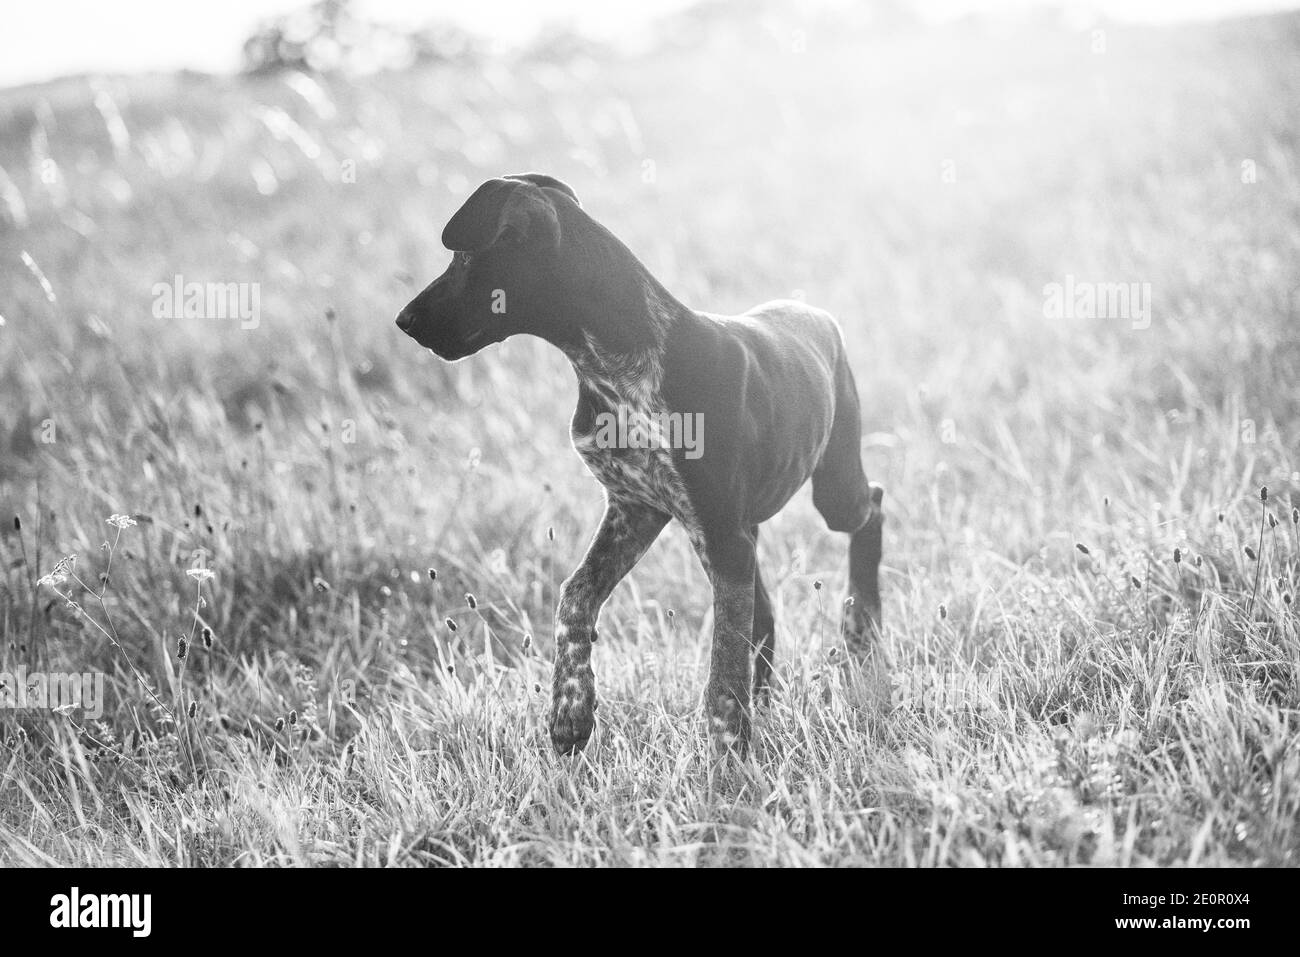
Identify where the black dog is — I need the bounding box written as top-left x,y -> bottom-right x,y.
397,173 -> 884,754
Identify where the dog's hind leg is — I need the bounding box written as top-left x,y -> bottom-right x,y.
550,497 -> 669,754
811,354 -> 885,656
751,527 -> 776,705
696,527 -> 758,754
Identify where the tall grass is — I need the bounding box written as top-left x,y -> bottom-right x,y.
0,8 -> 1297,865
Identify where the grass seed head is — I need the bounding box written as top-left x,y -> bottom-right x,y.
1244,545 -> 1257,561
1076,542 -> 1091,555
445,617 -> 457,632
428,567 -> 437,581
466,593 -> 477,609
177,637 -> 188,661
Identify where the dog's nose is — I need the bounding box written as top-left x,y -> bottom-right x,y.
395,309 -> 416,332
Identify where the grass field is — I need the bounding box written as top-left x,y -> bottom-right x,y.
1,5 -> 1299,866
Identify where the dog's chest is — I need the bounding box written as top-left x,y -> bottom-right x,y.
567,351 -> 696,525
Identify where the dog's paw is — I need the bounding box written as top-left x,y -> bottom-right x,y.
706,693 -> 751,757
843,597 -> 882,656
549,668 -> 596,755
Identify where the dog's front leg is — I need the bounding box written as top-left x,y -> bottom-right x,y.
699,529 -> 757,754
550,497 -> 669,754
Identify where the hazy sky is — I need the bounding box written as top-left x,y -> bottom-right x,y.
2,0 -> 1296,88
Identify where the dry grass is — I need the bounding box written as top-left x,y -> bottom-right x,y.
1,7 -> 1298,866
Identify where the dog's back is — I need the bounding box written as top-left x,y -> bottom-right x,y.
663,299 -> 856,527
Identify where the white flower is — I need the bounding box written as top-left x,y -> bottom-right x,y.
38,555 -> 78,588
186,567 -> 215,583
107,514 -> 137,529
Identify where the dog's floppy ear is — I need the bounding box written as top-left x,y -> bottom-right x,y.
441,178 -> 561,251
505,172 -> 581,208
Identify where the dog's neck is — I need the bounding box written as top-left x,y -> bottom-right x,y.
550,224 -> 694,396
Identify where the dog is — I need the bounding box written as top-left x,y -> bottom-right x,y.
396,173 -> 885,754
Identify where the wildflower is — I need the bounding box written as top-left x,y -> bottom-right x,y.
446,664 -> 455,675
187,567 -> 215,583
445,617 -> 458,632
289,710 -> 298,726
1130,576 -> 1142,589
201,627 -> 213,649
275,717 -> 285,732
1268,513 -> 1278,529
667,609 -> 675,620
312,576 -> 330,592
1194,554 -> 1203,568
813,579 -> 823,591
1260,486 -> 1269,503
177,637 -> 189,661
828,647 -> 838,659
187,701 -> 197,719
938,603 -> 947,620
845,596 -> 855,607
466,593 -> 477,610
1173,547 -> 1182,564
427,568 -> 437,581
12,515 -> 20,532
533,682 -> 542,693
107,514 -> 137,529
547,526 -> 555,541
1293,507 -> 1299,525
522,633 -> 532,650
1244,545 -> 1257,561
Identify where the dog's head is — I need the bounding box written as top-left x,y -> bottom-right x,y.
395,173 -> 582,361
